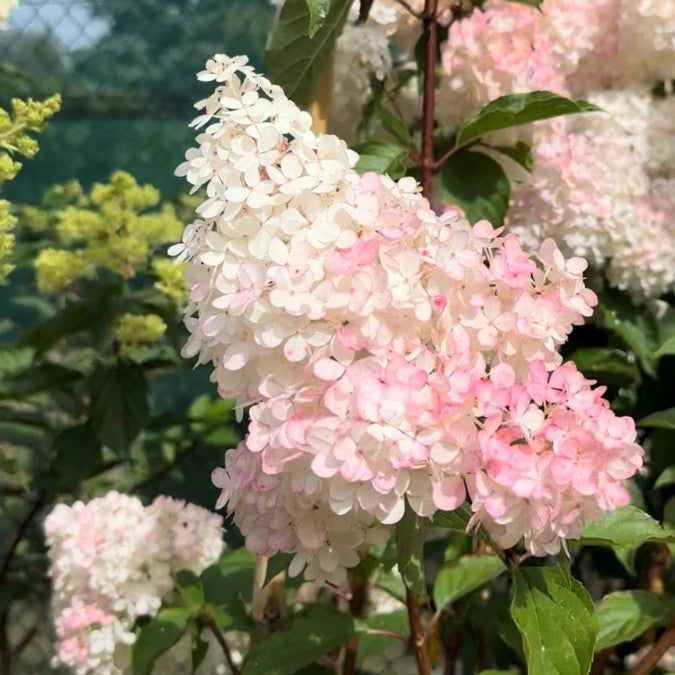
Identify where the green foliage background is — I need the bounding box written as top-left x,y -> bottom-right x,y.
0,0 -> 274,202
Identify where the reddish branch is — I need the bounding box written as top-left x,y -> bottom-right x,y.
629,620 -> 675,675
202,613 -> 241,675
342,575 -> 367,675
406,589 -> 431,675
420,0 -> 439,199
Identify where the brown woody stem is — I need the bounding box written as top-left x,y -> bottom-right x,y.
628,620 -> 675,675
420,0 -> 439,200
406,589 -> 431,675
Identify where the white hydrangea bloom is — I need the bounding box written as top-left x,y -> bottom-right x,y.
329,24 -> 393,141
45,492 -> 224,675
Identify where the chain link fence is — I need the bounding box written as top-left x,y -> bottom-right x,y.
1,0 -> 274,204
1,1 -> 272,671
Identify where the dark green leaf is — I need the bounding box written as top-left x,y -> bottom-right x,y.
242,607 -> 358,675
19,284 -> 119,354
264,552 -> 294,585
0,346 -> 34,375
455,92 -> 599,148
378,107 -> 416,148
0,363 -> 83,399
511,567 -> 598,675
654,336 -> 675,359
567,348 -> 639,387
441,149 -> 510,226
201,548 -> 256,606
493,142 -> 533,171
355,142 -> 408,179
177,570 -> 205,615
596,591 -> 666,650
191,635 -> 209,673
639,408 -> 675,430
655,466 -> 675,490
89,361 -> 150,453
266,0 -> 352,108
577,506 -> 675,548
395,500 -> 427,596
432,503 -> 472,531
51,424 -> 102,489
304,0 -> 331,38
132,607 -> 190,675
597,290 -> 657,376
434,555 -> 505,609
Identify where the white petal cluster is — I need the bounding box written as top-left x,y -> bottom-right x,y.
508,90 -> 675,299
329,24 -> 393,141
45,492 -> 224,675
174,55 -> 641,585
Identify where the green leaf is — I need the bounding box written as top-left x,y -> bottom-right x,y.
242,607 -> 358,675
191,635 -> 209,673
597,289 -> 657,377
374,568 -> 407,603
19,284 -> 119,354
304,0 -> 331,38
455,92 -> 599,148
89,361 -> 150,453
506,0 -> 542,8
441,149 -> 510,226
639,408 -> 675,430
395,500 -> 427,596
433,555 -> 505,609
51,424 -> 102,489
432,503 -> 472,531
266,0 -> 352,108
132,607 -> 191,675
654,335 -> 675,359
493,142 -> 534,171
201,548 -> 256,606
567,348 -> 639,387
596,591 -> 666,650
511,567 -> 598,675
355,142 -> 408,179
577,506 -> 675,549
655,466 -> 675,490
357,610 -> 408,663
0,346 -> 34,376
177,570 -> 205,615
0,363 -> 83,399
264,552 -> 294,585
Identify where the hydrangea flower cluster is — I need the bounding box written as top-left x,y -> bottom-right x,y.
175,55 -> 642,585
436,0 -> 675,299
45,492 -> 224,675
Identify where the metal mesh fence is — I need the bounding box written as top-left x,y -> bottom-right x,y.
1,0 -> 274,203
1,1 -> 272,671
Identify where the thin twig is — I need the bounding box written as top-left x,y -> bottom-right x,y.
406,589 -> 431,675
202,614 -> 241,675
628,620 -> 675,675
0,497 -> 44,584
367,628 -> 408,641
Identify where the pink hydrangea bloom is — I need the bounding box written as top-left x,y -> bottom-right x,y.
45,492 -> 223,674
173,55 -> 643,584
